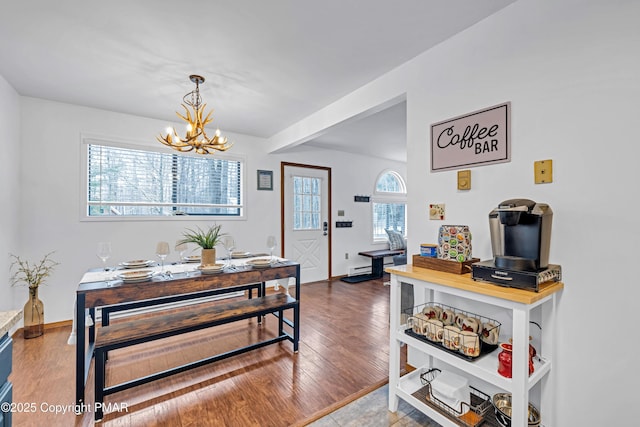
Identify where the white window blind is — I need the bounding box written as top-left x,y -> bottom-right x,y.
87,144 -> 243,217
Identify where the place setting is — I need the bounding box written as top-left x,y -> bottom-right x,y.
115,269 -> 156,283
231,252 -> 251,259
119,259 -> 155,269
246,258 -> 273,269
197,263 -> 226,275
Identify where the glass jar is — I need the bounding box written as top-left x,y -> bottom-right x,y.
23,286 -> 44,338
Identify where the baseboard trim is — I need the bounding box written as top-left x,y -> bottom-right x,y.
12,319 -> 72,339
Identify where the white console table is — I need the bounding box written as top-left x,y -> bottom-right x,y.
387,265 -> 563,427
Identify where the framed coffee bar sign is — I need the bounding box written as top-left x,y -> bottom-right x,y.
431,102 -> 511,172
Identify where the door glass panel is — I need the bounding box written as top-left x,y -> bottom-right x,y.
293,175 -> 322,230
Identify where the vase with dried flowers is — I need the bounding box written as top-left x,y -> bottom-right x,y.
9,252 -> 58,339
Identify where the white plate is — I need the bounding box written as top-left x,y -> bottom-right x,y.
247,258 -> 272,268
116,269 -> 154,282
120,276 -> 154,283
120,259 -> 154,268
183,255 -> 201,263
197,264 -> 225,274
231,251 -> 251,258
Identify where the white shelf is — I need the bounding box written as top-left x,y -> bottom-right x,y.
395,368 -> 458,427
387,268 -> 562,427
396,327 -> 552,391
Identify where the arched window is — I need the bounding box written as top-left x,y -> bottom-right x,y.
372,170 -> 406,241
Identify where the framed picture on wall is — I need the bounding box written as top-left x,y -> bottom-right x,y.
430,101 -> 511,172
257,170 -> 273,191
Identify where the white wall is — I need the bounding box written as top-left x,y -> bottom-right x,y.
0,75 -> 21,313
267,0 -> 640,425
5,96 -> 404,326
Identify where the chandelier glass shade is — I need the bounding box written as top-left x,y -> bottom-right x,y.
157,75 -> 233,155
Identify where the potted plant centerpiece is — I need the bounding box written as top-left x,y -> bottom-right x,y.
9,251 -> 58,339
178,225 -> 225,266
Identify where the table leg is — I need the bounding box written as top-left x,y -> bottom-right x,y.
294,265 -> 300,352
75,294 -> 85,406
371,257 -> 384,278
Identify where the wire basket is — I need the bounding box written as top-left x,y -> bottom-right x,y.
404,302 -> 501,360
418,368 -> 493,427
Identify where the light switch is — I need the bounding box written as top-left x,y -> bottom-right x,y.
457,170 -> 471,190
534,160 -> 553,184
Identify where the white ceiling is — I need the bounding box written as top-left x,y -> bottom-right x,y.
0,0 -> 515,161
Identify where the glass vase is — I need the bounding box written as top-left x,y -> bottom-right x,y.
23,286 -> 44,339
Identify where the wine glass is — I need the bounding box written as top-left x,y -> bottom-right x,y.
96,242 -> 112,271
156,241 -> 170,277
221,236 -> 235,267
175,241 -> 188,266
266,235 -> 277,263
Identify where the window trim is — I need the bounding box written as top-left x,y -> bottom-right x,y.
372,169 -> 407,243
80,134 -> 247,222
374,169 -> 406,195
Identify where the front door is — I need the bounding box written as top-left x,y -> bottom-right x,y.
282,163 -> 330,283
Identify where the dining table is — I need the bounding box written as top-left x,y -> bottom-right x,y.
74,255 -> 300,407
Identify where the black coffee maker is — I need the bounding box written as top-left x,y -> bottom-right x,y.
472,198 -> 561,291
489,198 -> 552,271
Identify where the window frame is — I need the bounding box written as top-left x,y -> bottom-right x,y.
80,134 -> 247,222
371,169 -> 407,243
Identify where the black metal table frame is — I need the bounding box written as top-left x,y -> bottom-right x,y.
75,263 -> 300,406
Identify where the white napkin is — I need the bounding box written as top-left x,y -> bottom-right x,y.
79,270 -> 115,284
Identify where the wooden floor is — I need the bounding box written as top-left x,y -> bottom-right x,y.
10,275 -> 400,426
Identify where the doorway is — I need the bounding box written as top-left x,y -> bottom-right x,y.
281,162 -> 331,283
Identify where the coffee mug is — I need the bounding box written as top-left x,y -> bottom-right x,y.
461,317 -> 480,334
480,322 -> 500,345
422,305 -> 442,320
441,309 -> 456,326
454,313 -> 466,329
426,319 -> 444,342
408,314 -> 427,335
459,331 -> 481,357
407,316 -> 419,334
443,325 -> 461,350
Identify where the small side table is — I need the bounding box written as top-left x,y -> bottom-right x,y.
341,249 -> 405,283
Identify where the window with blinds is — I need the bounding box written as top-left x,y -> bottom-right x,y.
86,144 -> 243,217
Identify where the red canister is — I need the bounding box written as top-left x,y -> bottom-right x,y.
497,343 -> 535,378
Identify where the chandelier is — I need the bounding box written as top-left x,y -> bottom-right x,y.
157,74 -> 233,154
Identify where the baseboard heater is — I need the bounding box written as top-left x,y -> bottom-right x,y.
347,261 -> 394,277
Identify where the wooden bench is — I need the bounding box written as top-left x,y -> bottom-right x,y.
94,293 -> 299,421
